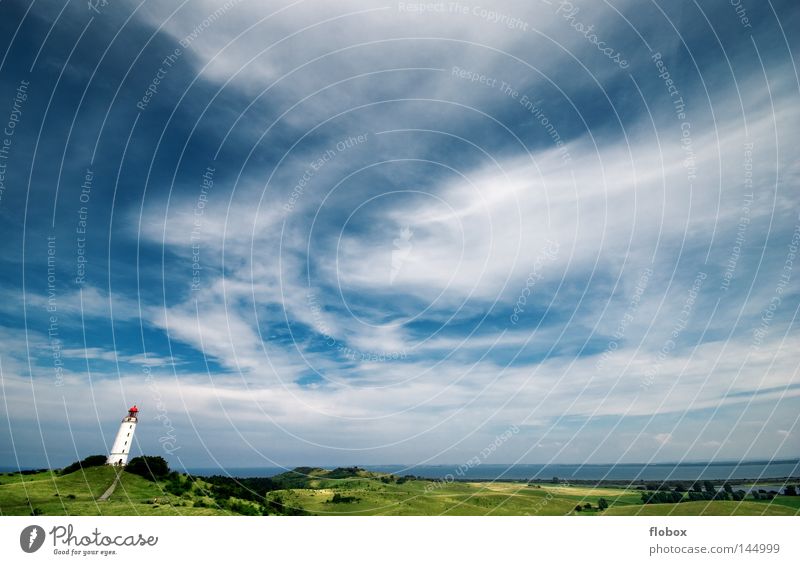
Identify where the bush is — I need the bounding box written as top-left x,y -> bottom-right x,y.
688,491 -> 712,501
597,498 -> 609,510
228,500 -> 261,515
201,475 -> 278,503
642,490 -> 685,504
125,456 -> 170,481
164,476 -> 191,496
61,455 -> 107,475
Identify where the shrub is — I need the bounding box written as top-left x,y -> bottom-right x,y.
229,500 -> 261,515
330,493 -> 359,504
61,455 -> 107,475
164,476 -> 191,496
643,490 -> 685,504
125,456 -> 170,481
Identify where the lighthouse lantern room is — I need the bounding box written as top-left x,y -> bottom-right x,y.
107,405 -> 138,466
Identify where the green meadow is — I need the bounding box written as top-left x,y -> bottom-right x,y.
0,466 -> 229,516
1,464 -> 797,516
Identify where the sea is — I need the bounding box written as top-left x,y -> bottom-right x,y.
182,460 -> 800,482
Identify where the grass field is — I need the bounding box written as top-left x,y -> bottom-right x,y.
2,465 -> 798,516
603,500 -> 799,516
0,467 -> 229,516
267,477 -> 799,516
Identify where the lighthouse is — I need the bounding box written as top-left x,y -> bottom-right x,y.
107,405 -> 138,466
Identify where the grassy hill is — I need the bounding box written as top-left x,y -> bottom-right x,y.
0,466 -> 231,516
261,468 -> 799,516
2,464 -> 798,516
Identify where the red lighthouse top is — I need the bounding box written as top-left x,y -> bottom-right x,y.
128,405 -> 138,416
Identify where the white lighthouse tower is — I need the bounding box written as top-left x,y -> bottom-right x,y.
107,405 -> 138,466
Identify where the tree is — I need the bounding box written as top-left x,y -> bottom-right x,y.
597,498 -> 609,511
574,505 -> 582,512
643,490 -> 685,504
61,455 -> 107,475
722,483 -> 733,494
673,482 -> 687,492
125,456 -> 170,481
703,481 -> 716,494
330,493 -> 359,504
266,494 -> 284,513
164,475 -> 191,496
691,482 -> 702,493
784,485 -> 798,496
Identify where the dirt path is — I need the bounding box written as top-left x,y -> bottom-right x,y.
97,470 -> 122,501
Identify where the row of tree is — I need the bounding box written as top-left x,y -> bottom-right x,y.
639,484 -> 800,504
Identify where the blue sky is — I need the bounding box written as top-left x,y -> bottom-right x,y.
0,0 -> 798,471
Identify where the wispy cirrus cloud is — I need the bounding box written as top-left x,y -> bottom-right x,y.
1,0 -> 797,468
